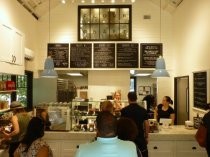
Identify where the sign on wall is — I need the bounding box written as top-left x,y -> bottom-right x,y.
48,43 -> 69,68
116,43 -> 139,68
70,43 -> 92,68
140,43 -> 162,68
93,43 -> 115,68
193,71 -> 208,110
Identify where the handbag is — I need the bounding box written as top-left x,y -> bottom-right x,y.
195,124 -> 207,147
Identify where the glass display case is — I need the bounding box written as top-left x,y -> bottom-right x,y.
36,100 -> 130,132
78,5 -> 132,41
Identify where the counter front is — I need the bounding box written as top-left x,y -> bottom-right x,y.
43,125 -> 207,157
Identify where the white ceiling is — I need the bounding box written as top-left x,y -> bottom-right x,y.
17,0 -> 183,20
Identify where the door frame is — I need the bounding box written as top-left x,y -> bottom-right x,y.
174,76 -> 189,125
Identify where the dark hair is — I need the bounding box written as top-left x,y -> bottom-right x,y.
128,92 -> 137,101
96,111 -> 117,137
117,117 -> 138,141
21,117 -> 45,152
165,96 -> 173,105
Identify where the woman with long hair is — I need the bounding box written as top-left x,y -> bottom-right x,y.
14,117 -> 53,157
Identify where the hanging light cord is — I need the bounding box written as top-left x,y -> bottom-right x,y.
49,0 -> 51,43
160,0 -> 162,42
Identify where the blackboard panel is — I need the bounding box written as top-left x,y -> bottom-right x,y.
93,43 -> 115,68
193,71 -> 207,110
70,43 -> 92,68
117,43 -> 139,68
140,43 -> 162,68
48,43 -> 69,68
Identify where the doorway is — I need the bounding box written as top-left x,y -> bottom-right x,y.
174,76 -> 189,125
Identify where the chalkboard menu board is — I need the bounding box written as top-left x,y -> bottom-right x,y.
70,43 -> 92,68
140,43 -> 162,68
193,71 -> 207,110
48,43 -> 69,68
94,43 -> 115,68
116,43 -> 139,68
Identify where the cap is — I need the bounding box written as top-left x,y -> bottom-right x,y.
10,101 -> 25,110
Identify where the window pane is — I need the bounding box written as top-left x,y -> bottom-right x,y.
120,24 -> 129,39
120,8 -> 129,23
110,8 -> 119,23
110,24 -> 119,39
91,24 -> 99,39
80,9 -> 90,23
100,8 -> 109,23
100,24 -> 109,39
80,24 -> 90,40
91,8 -> 99,23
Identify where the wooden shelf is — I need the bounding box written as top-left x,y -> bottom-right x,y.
0,90 -> 17,94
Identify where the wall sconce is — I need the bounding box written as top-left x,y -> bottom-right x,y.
41,56 -> 58,78
151,56 -> 170,78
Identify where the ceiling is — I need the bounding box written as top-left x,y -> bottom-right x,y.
17,0 -> 183,20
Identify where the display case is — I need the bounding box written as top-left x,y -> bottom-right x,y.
35,101 -> 101,132
36,100 -> 129,132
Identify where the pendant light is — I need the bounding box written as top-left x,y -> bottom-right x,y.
41,0 -> 58,78
151,0 -> 170,78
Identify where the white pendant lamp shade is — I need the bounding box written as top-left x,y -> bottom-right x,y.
41,56 -> 58,78
151,56 -> 170,78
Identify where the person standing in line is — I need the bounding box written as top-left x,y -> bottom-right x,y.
14,117 -> 53,157
75,111 -> 138,157
117,117 -> 143,157
1,101 -> 31,157
121,92 -> 149,157
100,100 -> 114,114
154,96 -> 175,125
195,103 -> 210,156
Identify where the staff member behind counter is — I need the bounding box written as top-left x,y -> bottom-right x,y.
154,96 -> 175,125
113,91 -> 123,117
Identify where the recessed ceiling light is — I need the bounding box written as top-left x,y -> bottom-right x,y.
67,73 -> 83,76
135,73 -> 151,77
61,0 -> 66,4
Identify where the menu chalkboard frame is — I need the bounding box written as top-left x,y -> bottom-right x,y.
93,43 -> 115,68
193,71 -> 208,110
116,43 -> 139,68
140,43 -> 163,68
47,43 -> 69,68
70,43 -> 92,68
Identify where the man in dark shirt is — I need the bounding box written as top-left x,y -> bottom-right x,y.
121,92 -> 149,157
202,110 -> 210,156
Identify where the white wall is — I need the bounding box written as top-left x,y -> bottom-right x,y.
172,0 -> 210,119
88,70 -> 130,100
0,0 -> 38,73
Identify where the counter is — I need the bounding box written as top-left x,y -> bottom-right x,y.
43,125 -> 208,157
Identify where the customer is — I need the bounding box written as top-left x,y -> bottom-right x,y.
121,92 -> 149,157
117,117 -> 142,157
36,108 -> 51,131
75,111 -> 138,157
14,117 -> 53,157
142,94 -> 156,118
1,101 -> 31,157
195,103 -> 210,156
100,100 -> 114,114
154,96 -> 175,125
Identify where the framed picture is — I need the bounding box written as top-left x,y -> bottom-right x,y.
138,86 -> 151,96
